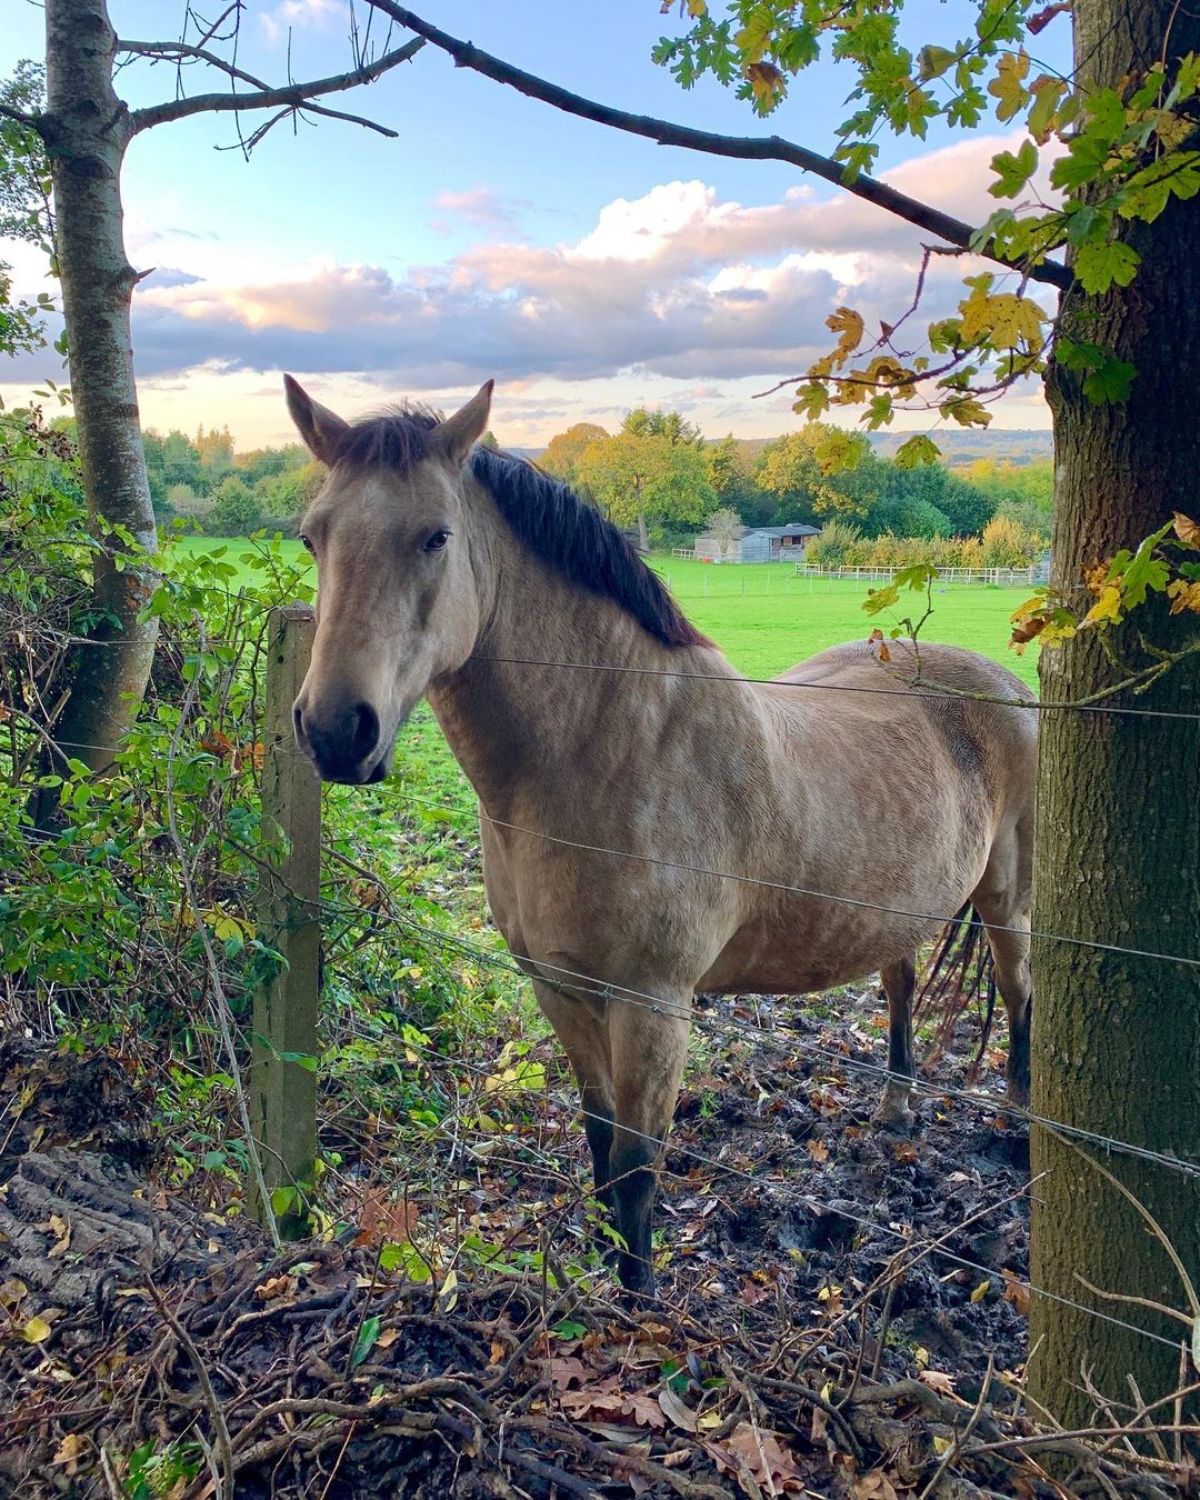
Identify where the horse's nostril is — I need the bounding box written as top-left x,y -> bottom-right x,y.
349,702 -> 380,762
292,702 -> 306,744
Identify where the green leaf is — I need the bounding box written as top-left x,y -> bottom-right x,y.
1075,239 -> 1141,295
351,1315 -> 381,1369
553,1319 -> 588,1340
1082,358 -> 1137,404
893,434 -> 941,468
917,45 -> 956,82
989,139 -> 1038,199
279,1050 -> 319,1072
270,1185 -> 300,1216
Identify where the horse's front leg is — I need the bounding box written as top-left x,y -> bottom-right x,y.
529,979 -> 617,1225
606,986 -> 692,1299
872,955 -> 918,1129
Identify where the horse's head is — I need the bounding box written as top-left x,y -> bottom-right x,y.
285,375 -> 494,784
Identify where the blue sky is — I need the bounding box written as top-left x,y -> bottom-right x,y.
1,0 -> 1069,447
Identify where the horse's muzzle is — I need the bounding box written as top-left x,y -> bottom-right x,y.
293,697 -> 385,784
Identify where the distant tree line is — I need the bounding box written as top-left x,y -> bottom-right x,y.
136,425 -> 324,537
78,409 -> 1052,553
540,410 -> 1053,554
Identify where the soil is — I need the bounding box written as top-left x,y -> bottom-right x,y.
0,988 -> 1182,1499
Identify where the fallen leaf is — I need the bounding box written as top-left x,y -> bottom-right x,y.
658,1384 -> 699,1432
1002,1268 -> 1031,1318
51,1433 -> 85,1474
855,1472 -> 900,1500
376,1326 -> 400,1349
0,1278 -> 28,1309
709,1420 -> 809,1494
254,1275 -> 295,1302
806,1138 -> 829,1164
970,1279 -> 991,1304
919,1368 -> 956,1395
22,1315 -> 52,1344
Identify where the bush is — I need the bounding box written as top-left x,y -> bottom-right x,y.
805,518 -> 863,566
981,514 -> 1043,567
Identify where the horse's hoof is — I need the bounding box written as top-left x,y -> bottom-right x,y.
871,1094 -> 917,1132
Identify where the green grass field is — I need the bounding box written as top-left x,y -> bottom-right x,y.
180,536 -> 1039,688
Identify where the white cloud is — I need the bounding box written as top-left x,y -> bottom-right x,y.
1,131 -> 1058,441
260,0 -> 340,45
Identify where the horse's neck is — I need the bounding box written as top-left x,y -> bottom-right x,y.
427,536 -> 726,817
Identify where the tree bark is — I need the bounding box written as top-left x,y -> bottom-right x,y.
1030,0 -> 1200,1427
37,0 -> 158,794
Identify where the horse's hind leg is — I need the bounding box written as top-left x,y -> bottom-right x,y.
972,820 -> 1033,1105
872,955 -> 918,1129
973,901 -> 1032,1105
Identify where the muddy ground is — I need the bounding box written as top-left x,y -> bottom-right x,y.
0,987 -> 1180,1499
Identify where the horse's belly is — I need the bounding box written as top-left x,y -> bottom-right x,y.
697,912 -> 943,997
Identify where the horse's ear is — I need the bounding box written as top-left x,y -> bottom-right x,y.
434,380 -> 494,467
284,374 -> 350,465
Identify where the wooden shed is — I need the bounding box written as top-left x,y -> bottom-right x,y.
694,523 -> 819,563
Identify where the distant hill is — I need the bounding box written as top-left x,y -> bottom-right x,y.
869,429 -> 1053,465
520,429 -> 1053,469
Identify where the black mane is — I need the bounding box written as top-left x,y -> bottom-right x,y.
330,409 -> 706,650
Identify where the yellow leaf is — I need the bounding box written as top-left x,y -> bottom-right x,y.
932,1434 -> 954,1456
970,1280 -> 991,1304
52,1434 -> 85,1473
1173,511 -> 1200,548
1082,583 -> 1123,626
0,1278 -> 28,1309
47,1213 -> 71,1260
23,1314 -> 53,1343
988,50 -> 1031,123
438,1268 -> 459,1313
826,305 -> 865,363
958,287 -> 1046,350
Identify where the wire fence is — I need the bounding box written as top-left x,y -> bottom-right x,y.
5,557 -> 1200,1370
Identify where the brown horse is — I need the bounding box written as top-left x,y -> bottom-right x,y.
286,377 -> 1037,1296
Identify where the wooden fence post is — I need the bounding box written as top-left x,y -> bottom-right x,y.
249,603 -> 321,1238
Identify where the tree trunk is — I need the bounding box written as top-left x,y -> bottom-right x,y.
36,0 -> 158,797
637,508 -> 649,553
1029,0 -> 1200,1427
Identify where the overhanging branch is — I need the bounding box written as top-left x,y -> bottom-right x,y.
127,35 -> 424,135
365,2 -> 1073,294
0,102 -> 40,131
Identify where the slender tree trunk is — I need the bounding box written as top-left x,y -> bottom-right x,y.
1030,0 -> 1200,1427
36,0 -> 158,796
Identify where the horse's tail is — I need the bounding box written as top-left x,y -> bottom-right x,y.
913,902 -> 996,1077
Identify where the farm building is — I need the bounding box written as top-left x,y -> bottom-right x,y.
694,522 -> 820,563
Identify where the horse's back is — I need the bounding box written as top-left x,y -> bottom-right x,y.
772,638 -> 1037,810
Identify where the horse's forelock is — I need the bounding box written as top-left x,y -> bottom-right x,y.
328,406 -> 443,473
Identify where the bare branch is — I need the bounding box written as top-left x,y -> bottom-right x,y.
127,34 -> 424,135
119,39 -> 273,93
364,2 -> 1073,294
119,40 -> 400,139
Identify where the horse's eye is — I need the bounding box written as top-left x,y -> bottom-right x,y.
424,529 -> 451,553
299,533 -> 314,555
